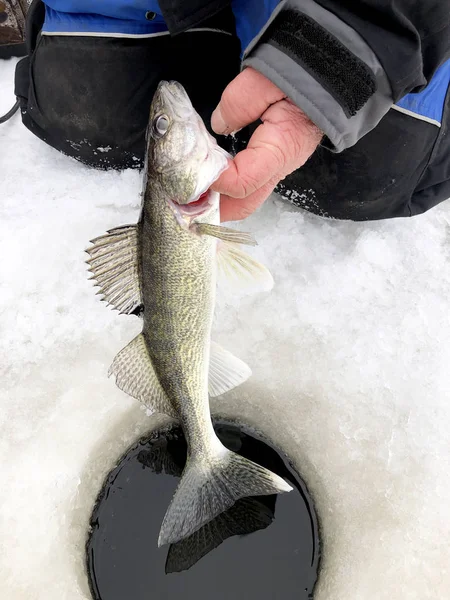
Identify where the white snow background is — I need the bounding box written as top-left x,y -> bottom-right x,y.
1,57 -> 450,600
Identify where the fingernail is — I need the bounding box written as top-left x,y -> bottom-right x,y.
211,105 -> 227,134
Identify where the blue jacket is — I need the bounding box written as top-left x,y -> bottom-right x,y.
42,0 -> 450,152
42,1 -> 277,51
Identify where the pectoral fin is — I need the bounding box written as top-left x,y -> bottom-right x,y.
86,225 -> 142,315
216,241 -> 274,292
193,223 -> 257,246
108,333 -> 177,418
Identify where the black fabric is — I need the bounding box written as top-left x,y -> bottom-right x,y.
11,1 -> 450,221
263,9 -> 376,117
15,29 -> 249,169
25,0 -> 45,55
0,41 -> 25,58
316,0 -> 450,102
13,0 -> 44,109
158,0 -> 231,34
190,6 -> 236,34
275,95 -> 450,220
14,52 -> 30,108
410,86 -> 450,216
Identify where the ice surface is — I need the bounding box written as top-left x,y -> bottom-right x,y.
1,56 -> 450,600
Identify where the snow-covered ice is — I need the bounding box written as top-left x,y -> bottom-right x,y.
1,56 -> 450,600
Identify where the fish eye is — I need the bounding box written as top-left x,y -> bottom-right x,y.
154,115 -> 169,138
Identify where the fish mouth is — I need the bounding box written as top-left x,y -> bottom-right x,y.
168,189 -> 214,226
157,81 -> 193,121
176,190 -> 211,214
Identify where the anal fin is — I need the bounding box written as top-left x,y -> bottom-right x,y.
86,225 -> 142,315
108,333 -> 177,418
208,341 -> 252,397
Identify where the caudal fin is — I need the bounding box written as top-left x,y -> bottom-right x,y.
158,449 -> 293,547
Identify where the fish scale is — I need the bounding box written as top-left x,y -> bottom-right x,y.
141,182 -> 216,439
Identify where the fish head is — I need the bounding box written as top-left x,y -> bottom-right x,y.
146,81 -> 230,221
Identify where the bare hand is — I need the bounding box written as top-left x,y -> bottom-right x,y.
211,68 -> 323,222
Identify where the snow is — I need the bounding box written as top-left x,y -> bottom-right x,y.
1,56 -> 450,600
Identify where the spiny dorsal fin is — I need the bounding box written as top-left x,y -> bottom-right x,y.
208,342 -> 252,397
86,225 -> 142,315
108,333 -> 177,418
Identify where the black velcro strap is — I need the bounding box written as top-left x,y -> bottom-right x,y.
262,10 -> 376,117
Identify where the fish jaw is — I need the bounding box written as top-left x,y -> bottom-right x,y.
156,80 -> 196,122
167,188 -> 220,230
183,120 -> 231,204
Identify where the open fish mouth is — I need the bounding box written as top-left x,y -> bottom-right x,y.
168,189 -> 215,223
181,190 -> 212,212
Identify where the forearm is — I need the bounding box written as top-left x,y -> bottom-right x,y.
243,0 -> 450,151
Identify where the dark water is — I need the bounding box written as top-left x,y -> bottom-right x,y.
86,420 -> 321,599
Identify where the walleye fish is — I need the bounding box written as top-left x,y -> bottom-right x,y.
86,81 -> 292,547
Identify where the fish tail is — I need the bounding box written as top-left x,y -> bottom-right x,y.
157,445 -> 292,547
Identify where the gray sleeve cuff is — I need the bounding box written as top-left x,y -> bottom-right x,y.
241,0 -> 394,152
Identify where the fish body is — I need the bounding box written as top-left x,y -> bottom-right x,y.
87,81 -> 292,547
140,166 -> 219,454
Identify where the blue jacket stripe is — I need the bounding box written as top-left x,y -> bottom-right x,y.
394,59 -> 450,126
43,5 -> 168,36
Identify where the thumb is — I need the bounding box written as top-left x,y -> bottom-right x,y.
211,67 -> 286,135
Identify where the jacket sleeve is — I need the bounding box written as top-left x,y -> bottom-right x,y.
242,0 -> 450,152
